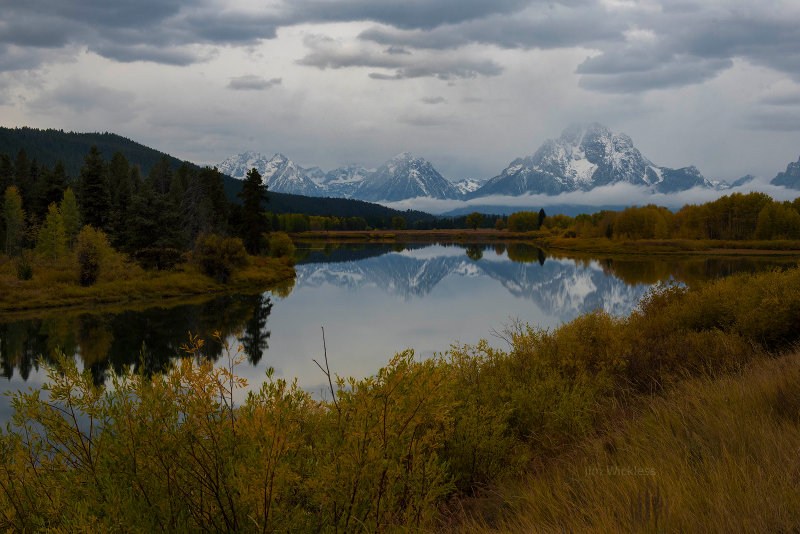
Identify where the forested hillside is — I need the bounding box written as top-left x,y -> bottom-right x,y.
0,127 -> 435,225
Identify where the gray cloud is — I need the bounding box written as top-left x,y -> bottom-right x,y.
743,111 -> 800,132
228,75 -> 282,91
29,80 -> 137,122
422,96 -> 446,104
299,35 -> 502,80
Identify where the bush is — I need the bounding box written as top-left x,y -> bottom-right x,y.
75,226 -> 112,286
268,232 -> 295,258
193,233 -> 248,283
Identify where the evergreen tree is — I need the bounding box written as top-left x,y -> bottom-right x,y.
12,149 -> 31,208
60,187 -> 81,249
79,146 -> 111,230
108,151 -> 132,247
146,156 -> 173,195
3,186 -> 25,256
124,183 -> 182,252
237,168 -> 269,254
36,202 -> 67,262
0,154 -> 11,195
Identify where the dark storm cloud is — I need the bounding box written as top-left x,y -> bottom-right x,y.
286,0 -> 532,30
228,76 -> 282,91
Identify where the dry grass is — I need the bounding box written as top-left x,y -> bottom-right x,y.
452,351 -> 800,533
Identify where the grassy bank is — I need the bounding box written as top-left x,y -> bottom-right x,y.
453,351 -> 800,532
0,254 -> 295,313
1,267 -> 799,531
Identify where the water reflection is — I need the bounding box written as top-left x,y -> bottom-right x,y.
0,242 -> 796,388
0,294 -> 274,383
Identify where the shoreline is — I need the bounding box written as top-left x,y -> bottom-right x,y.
0,256 -> 295,316
291,230 -> 800,256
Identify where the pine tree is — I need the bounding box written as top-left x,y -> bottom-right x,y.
146,156 -> 173,195
36,202 -> 67,262
79,146 -> 111,230
3,186 -> 25,256
238,168 -> 269,254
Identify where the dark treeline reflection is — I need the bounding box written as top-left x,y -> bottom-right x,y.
0,294 -> 273,384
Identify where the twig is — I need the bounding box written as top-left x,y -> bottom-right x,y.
312,326 -> 341,425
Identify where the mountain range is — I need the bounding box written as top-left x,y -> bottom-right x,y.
219,123 -> 746,203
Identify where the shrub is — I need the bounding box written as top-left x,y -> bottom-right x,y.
268,231 -> 295,258
192,233 -> 248,283
75,225 -> 112,286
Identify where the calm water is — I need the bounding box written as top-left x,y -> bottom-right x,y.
1,242 -> 796,418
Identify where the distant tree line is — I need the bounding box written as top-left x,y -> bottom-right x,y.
508,192 -> 800,240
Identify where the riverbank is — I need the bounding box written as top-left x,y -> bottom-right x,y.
0,255 -> 295,314
291,229 -> 800,256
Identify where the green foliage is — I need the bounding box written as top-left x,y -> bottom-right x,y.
391,216 -> 407,230
494,218 -> 506,230
75,225 -> 112,286
192,233 -> 248,283
466,212 -> 483,230
268,231 -> 296,258
2,185 -> 25,256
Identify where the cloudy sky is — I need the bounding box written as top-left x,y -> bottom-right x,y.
2,0 -> 800,185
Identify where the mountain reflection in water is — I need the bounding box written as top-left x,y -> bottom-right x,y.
0,243 -> 796,399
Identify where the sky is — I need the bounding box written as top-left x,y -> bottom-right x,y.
2,0 -> 800,186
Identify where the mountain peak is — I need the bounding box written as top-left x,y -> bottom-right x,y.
471,124 -> 712,197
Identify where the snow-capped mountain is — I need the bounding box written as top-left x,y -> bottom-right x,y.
471,123 -> 715,198
353,152 -> 461,202
320,165 -> 371,198
217,152 -> 322,196
452,178 -> 488,196
216,151 -> 274,179
771,156 -> 800,189
260,154 -> 322,196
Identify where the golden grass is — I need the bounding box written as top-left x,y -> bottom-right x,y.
452,351 -> 800,533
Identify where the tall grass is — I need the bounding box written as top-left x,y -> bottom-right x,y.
455,352 -> 800,533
